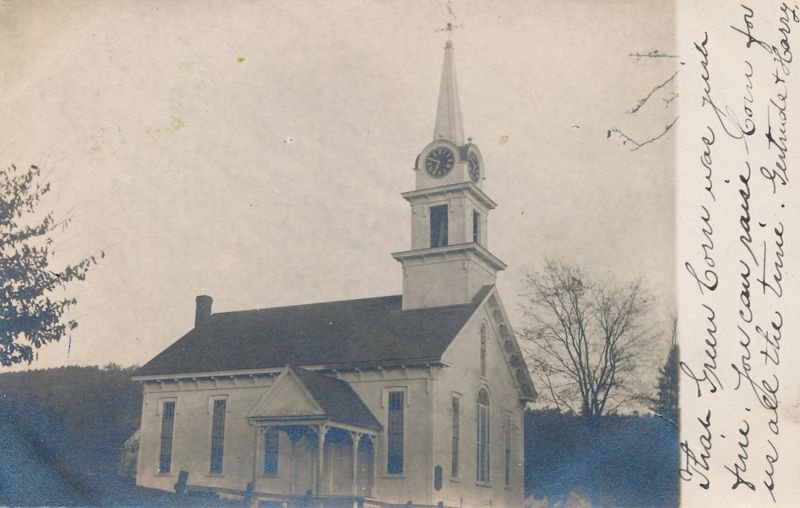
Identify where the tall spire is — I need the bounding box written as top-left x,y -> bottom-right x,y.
433,40 -> 465,145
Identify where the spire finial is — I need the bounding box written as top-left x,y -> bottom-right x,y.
433,1 -> 465,145
435,1 -> 463,44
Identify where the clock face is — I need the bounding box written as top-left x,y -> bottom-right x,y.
425,147 -> 455,178
468,152 -> 481,182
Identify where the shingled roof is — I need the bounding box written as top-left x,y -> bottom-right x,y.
293,367 -> 382,431
135,286 -> 494,378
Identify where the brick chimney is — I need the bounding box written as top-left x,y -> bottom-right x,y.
195,295 -> 213,327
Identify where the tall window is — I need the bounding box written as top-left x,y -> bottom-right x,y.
476,388 -> 490,483
430,205 -> 448,248
158,401 -> 176,474
263,429 -> 279,476
387,391 -> 404,474
451,397 -> 460,478
472,210 -> 480,243
210,399 -> 227,474
480,324 -> 487,378
504,413 -> 512,487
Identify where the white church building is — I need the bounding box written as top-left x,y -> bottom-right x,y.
133,39 -> 536,508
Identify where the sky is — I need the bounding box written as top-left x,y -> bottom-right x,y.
1,0 -> 676,370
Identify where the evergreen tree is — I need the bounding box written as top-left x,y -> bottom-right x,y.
653,318 -> 679,422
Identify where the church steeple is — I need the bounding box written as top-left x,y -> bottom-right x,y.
433,40 -> 464,145
393,37 -> 505,311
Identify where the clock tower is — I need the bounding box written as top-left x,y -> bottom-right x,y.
392,40 -> 505,310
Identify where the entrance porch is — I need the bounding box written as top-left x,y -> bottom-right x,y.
244,366 -> 384,507
249,422 -> 376,504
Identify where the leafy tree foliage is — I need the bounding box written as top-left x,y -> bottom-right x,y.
0,164 -> 102,366
520,261 -> 659,418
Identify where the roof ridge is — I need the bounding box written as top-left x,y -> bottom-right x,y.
209,288 -> 491,318
405,285 -> 494,312
210,293 -> 403,317
292,365 -> 344,384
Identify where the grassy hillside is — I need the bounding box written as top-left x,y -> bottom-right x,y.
0,365 -> 183,505
525,409 -> 679,507
0,364 -> 141,475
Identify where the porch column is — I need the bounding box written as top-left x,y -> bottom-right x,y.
315,425 -> 329,496
366,434 -> 376,497
287,429 -> 303,495
350,431 -> 362,496
250,426 -> 268,508
255,427 -> 269,479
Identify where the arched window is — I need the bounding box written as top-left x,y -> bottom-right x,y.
476,388 -> 490,483
480,324 -> 487,378
503,413 -> 512,486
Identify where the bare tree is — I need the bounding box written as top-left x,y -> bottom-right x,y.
607,53 -> 679,152
519,261 -> 659,418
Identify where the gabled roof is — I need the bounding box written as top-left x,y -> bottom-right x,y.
293,367 -> 381,430
135,286 -> 494,378
481,291 -> 538,402
248,366 -> 382,432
